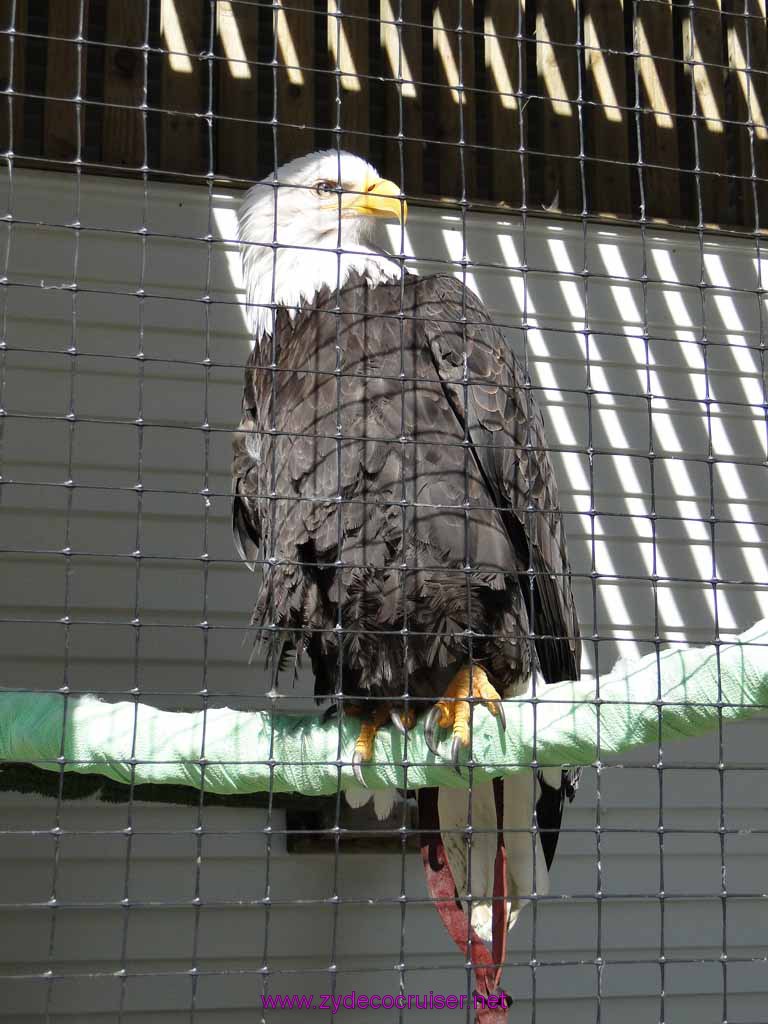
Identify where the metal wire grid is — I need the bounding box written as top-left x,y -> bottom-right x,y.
0,0 -> 766,1021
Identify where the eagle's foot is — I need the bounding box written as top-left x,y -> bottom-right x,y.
424,665 -> 506,771
350,704 -> 390,787
389,706 -> 417,736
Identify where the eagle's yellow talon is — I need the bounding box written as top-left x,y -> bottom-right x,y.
452,697 -> 472,748
423,665 -> 504,761
353,723 -> 376,763
350,705 -> 390,786
400,707 -> 417,731
390,706 -> 417,735
434,702 -> 453,728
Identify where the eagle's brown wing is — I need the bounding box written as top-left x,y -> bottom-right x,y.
416,274 -> 581,684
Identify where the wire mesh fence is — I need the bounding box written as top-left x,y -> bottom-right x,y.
1,0 -> 767,1021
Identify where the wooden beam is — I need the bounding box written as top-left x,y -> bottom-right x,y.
431,0 -> 475,200
102,2 -> 147,168
584,0 -> 631,215
0,0 -> 26,158
682,0 -> 728,225
484,0 -> 524,206
215,0 -> 261,182
379,0 -> 422,194
633,0 -> 680,221
44,0 -> 87,163
160,0 -> 204,176
275,0 -> 315,166
724,0 -> 768,228
535,0 -> 581,213
327,0 -> 369,161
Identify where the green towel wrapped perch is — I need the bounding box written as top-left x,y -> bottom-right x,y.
1,619 -> 767,798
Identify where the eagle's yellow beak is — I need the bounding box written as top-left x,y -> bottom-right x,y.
346,177 -> 407,223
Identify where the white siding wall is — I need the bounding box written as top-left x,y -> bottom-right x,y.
1,170 -> 767,1021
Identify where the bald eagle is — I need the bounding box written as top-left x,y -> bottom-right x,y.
232,150 -> 581,1012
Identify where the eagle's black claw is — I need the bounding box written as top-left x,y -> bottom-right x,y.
424,706 -> 442,756
390,709 -> 407,736
450,735 -> 462,772
496,700 -> 506,732
351,750 -> 367,788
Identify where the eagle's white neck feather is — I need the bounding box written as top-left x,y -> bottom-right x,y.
237,151 -> 405,343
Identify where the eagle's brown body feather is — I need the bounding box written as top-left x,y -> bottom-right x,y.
232,272 -> 580,707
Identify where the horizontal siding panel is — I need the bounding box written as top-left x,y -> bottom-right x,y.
5,993 -> 765,1024
4,969 -> 768,1021
3,997 -> 768,1023
1,901 -> 765,964
0,856 -> 764,912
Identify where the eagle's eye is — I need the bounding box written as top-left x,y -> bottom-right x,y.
314,180 -> 336,196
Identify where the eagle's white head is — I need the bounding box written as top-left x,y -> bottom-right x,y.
238,150 -> 408,342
